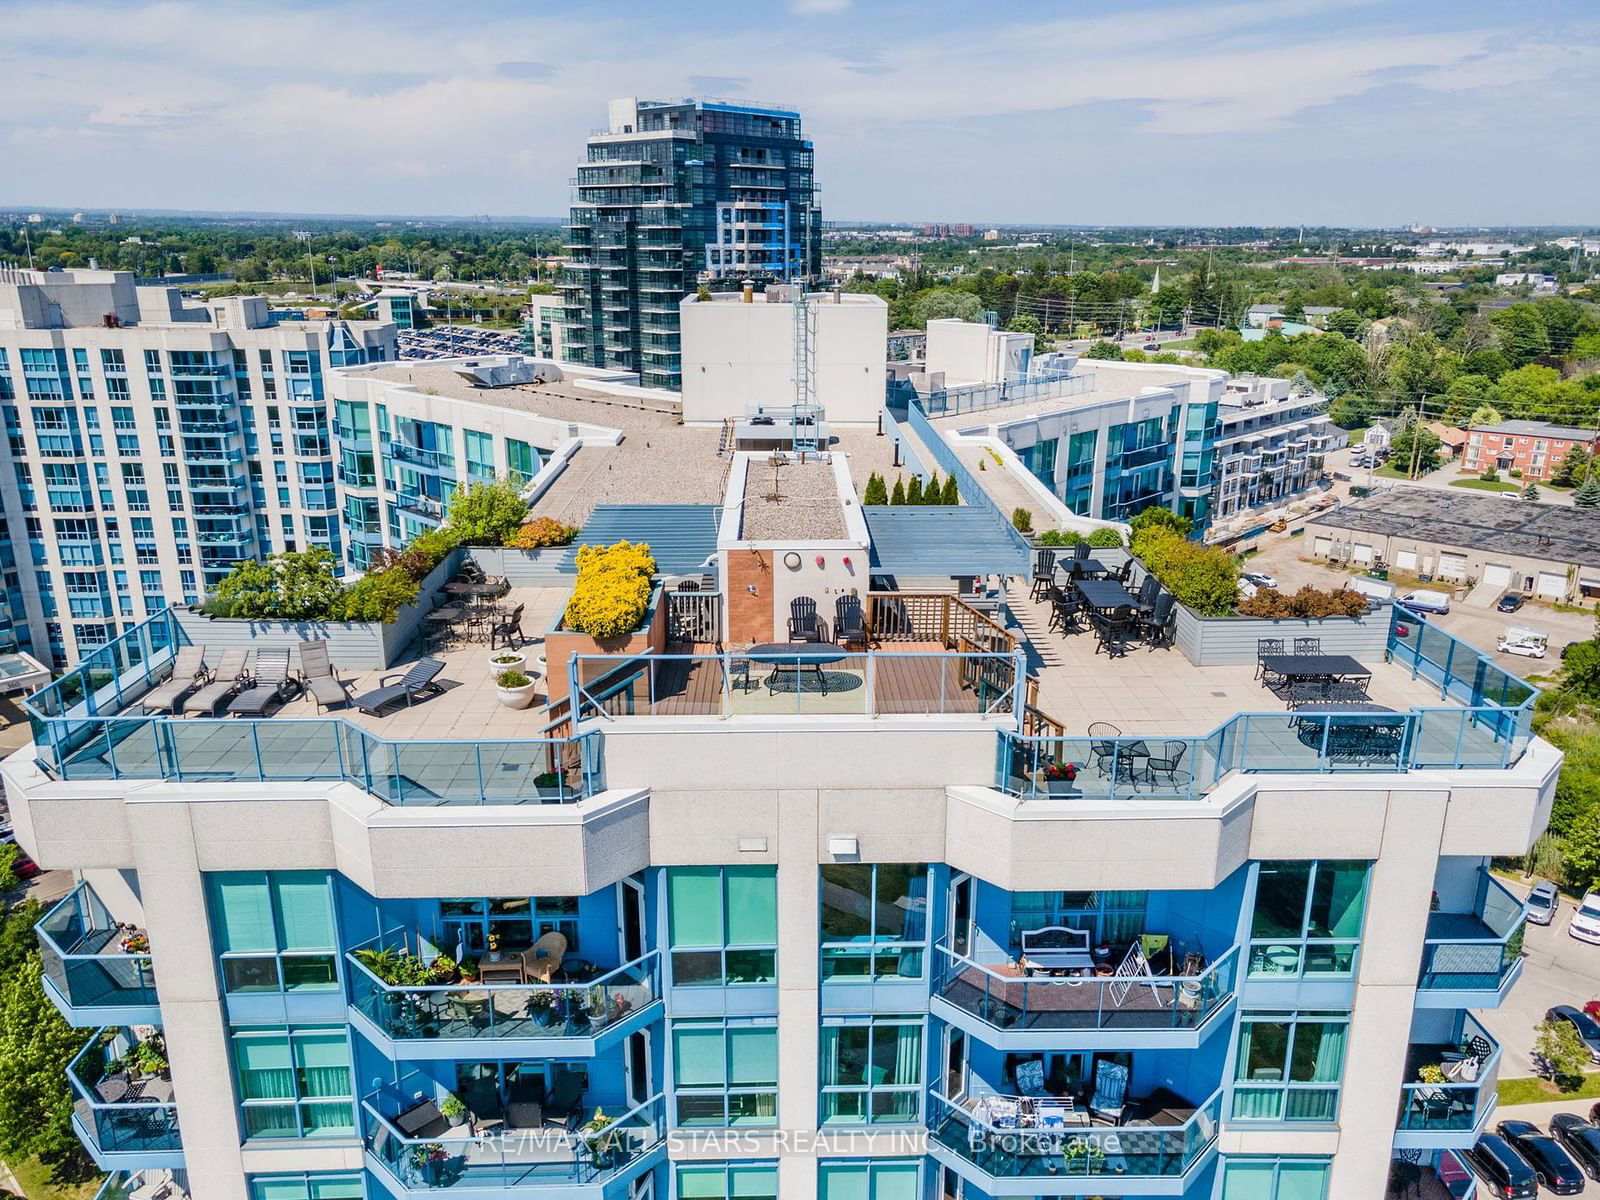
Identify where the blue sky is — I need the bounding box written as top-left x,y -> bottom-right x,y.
3,0 -> 1596,225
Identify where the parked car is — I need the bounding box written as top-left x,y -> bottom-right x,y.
1571,893 -> 1600,945
1497,1120 -> 1587,1195
1237,578 -> 1258,600
1546,1005 -> 1600,1062
1242,571 -> 1279,591
1463,1132 -> 1540,1198
0,828 -> 37,880
1400,590 -> 1451,615
1551,1113 -> 1600,1181
1497,592 -> 1526,613
1527,880 -> 1560,925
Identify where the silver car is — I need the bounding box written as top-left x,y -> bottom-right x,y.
1527,880 -> 1560,925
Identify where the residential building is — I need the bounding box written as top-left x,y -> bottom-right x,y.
560,97 -> 823,390
10,421 -> 1554,1200
1210,377 -> 1339,522
680,286 -> 887,428
522,293 -> 566,361
1306,486 -> 1600,601
0,267 -> 395,666
1424,423 -> 1468,461
1463,420 -> 1599,482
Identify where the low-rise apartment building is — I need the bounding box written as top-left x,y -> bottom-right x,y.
1210,377 -> 1339,523
1463,420 -> 1599,482
8,426 -> 1554,1200
0,268 -> 395,666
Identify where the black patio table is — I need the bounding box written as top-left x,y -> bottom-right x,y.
1291,701 -> 1394,714
1055,558 -> 1110,580
1258,654 -> 1372,684
1076,579 -> 1137,611
746,643 -> 849,696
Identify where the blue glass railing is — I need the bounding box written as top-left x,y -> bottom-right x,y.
36,884 -> 157,1013
999,608 -> 1534,798
918,370 -> 1094,418
1419,873 -> 1527,993
69,1029 -> 182,1158
929,1085 -> 1220,1180
23,611 -> 602,804
1397,1013 -> 1501,1133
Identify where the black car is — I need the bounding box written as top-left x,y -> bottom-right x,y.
1497,592 -> 1526,613
1465,1132 -> 1539,1198
1499,1120 -> 1587,1195
1552,1113 -> 1600,1181
1548,1005 -> 1600,1063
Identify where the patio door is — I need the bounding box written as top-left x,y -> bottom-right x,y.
943,1026 -> 967,1100
625,1029 -> 652,1108
629,1171 -> 655,1200
948,874 -> 974,959
618,875 -> 646,964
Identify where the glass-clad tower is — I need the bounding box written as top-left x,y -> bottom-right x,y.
560,97 -> 823,390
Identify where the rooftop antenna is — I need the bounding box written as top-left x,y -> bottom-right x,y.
766,452 -> 788,502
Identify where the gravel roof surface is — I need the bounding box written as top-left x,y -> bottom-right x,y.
741,457 -> 847,540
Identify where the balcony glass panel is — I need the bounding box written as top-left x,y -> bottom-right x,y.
36,884 -> 157,1012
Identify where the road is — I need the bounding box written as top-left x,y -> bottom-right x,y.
1478,880 -> 1600,1078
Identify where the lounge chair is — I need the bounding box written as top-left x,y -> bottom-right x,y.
353,658 -> 446,716
139,645 -> 209,715
182,650 -> 252,716
297,640 -> 350,711
1088,1058 -> 1129,1125
226,647 -> 296,717
788,597 -> 822,643
834,595 -> 867,648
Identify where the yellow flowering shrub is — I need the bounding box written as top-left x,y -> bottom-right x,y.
564,541 -> 656,638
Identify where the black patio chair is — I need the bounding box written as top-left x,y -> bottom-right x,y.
1087,722 -> 1121,775
1135,575 -> 1160,611
1072,542 -> 1091,562
1141,594 -> 1176,648
1031,551 -> 1057,600
1294,636 -> 1321,655
1326,679 -> 1369,704
490,603 -> 527,650
1145,740 -> 1189,788
1092,605 -> 1135,658
788,597 -> 822,643
834,595 -> 867,648
1255,638 -> 1285,681
1116,559 -> 1135,584
1286,680 -> 1327,708
1048,587 -> 1081,635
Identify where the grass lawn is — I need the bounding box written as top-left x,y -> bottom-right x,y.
1450,477 -> 1522,493
1499,1074 -> 1600,1106
1374,463 -> 1430,480
4,1157 -> 103,1200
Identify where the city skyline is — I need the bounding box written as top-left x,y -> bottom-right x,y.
4,0 -> 1598,226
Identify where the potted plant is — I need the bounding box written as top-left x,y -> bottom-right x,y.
1417,1064 -> 1447,1084
486,932 -> 503,963
439,1093 -> 469,1129
496,668 -> 536,709
406,1142 -> 447,1184
528,990 -> 556,1027
120,930 -> 150,954
1062,1138 -> 1106,1174
581,1108 -> 618,1166
1040,760 -> 1079,796
132,1036 -> 169,1079
487,649 -> 527,679
534,770 -> 563,798
457,956 -> 480,983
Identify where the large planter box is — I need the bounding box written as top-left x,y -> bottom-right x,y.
543,585 -> 666,704
1170,604 -> 1391,667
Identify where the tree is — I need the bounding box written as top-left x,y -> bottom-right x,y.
1467,404 -> 1504,429
1523,482 -> 1541,502
1576,476 -> 1600,509
905,474 -> 924,505
1005,314 -> 1043,337
1324,309 -> 1363,338
1084,341 -> 1124,360
444,478 -> 528,546
890,476 -> 906,505
922,472 -> 940,504
1493,305 -> 1550,368
1388,426 -> 1443,478
208,548 -> 343,620
1534,1017 -> 1593,1087
862,472 -> 888,506
940,474 -> 959,505
911,288 -> 982,326
1552,445 -> 1591,489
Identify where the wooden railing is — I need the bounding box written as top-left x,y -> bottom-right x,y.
665,591 -> 720,644
865,593 -> 1015,653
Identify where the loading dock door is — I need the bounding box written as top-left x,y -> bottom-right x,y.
1395,549 -> 1417,571
1481,563 -> 1513,590
1438,554 -> 1468,582
1313,537 -> 1331,557
1537,572 -> 1566,599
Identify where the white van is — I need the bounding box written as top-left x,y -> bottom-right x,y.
1400,590 -> 1451,615
1348,576 -> 1396,608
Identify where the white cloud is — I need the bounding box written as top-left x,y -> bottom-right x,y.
790,0 -> 851,13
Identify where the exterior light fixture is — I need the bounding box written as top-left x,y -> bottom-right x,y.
782,552 -> 802,570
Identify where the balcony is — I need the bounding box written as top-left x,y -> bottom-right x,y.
396,493 -> 445,522
932,942 -> 1238,1050
347,941 -> 662,1057
928,1086 -> 1221,1195
69,1029 -> 183,1169
35,884 -> 159,1025
388,442 -> 456,473
363,1088 -> 664,1196
1394,1013 -> 1501,1150
1416,873 -> 1526,1007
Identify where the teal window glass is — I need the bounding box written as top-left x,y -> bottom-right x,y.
672,1020 -> 778,1127
248,1174 -> 364,1200
668,867 -> 776,986
464,429 -> 495,482
506,438 -> 538,485
1232,1013 -> 1348,1123
677,1164 -> 778,1200
1249,861 -> 1369,978
820,864 -> 929,980
232,1027 -> 354,1140
1222,1159 -> 1330,1200
820,1019 -> 923,1125
819,1161 -> 920,1200
207,872 -> 338,993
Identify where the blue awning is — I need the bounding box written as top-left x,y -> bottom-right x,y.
563,505 -> 722,576
863,506 -> 1028,578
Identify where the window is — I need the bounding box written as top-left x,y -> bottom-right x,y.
672,1020 -> 778,1126
1232,1012 -> 1348,1123
677,1164 -> 777,1200
247,1174 -> 364,1200
439,896 -> 580,956
1249,861 -> 1368,977
1221,1158 -> 1330,1199
818,1160 -> 920,1200
506,438 -> 538,485
820,864 -> 929,980
231,1026 -> 354,1139
820,1018 -> 923,1124
668,867 -> 776,986
1010,889 -> 1148,948
207,871 -> 339,993
465,429 -> 495,482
